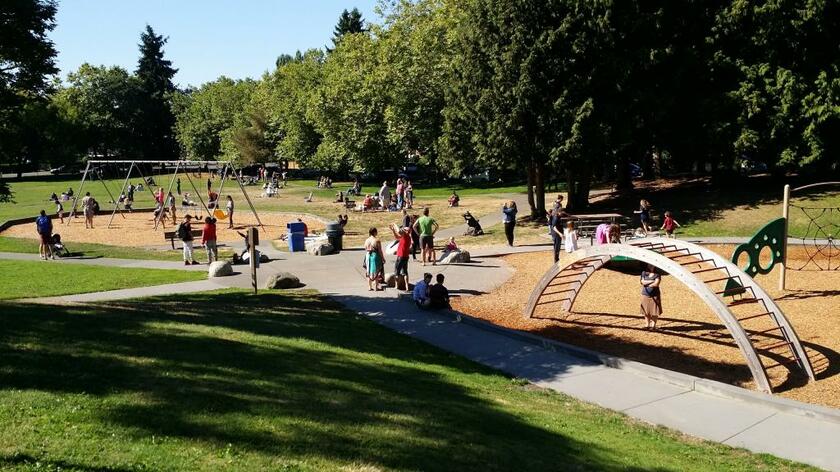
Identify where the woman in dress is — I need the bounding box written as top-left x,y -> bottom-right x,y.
364,227 -> 385,291
640,263 -> 662,330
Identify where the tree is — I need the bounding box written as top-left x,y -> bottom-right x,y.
0,0 -> 58,190
328,8 -> 365,51
135,25 -> 179,159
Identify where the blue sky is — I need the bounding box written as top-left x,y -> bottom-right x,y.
50,0 -> 380,88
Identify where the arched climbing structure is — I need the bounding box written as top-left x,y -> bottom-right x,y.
523,237 -> 815,393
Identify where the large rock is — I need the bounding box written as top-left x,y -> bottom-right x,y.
208,260 -> 233,277
306,241 -> 334,256
440,250 -> 470,264
264,272 -> 302,289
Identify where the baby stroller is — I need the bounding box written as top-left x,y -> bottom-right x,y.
50,234 -> 71,258
463,211 -> 484,236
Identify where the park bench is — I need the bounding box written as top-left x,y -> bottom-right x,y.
164,229 -> 204,249
561,213 -> 632,244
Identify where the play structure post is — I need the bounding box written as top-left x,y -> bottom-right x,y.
780,184 -> 790,291
248,227 -> 258,294
67,161 -> 92,225
107,162 -> 134,228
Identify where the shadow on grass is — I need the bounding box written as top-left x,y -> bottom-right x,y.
0,291 -> 667,472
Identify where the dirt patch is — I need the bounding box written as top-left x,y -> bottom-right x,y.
1,211 -> 324,247
452,244 -> 840,408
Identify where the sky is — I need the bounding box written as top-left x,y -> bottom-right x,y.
50,0 -> 380,88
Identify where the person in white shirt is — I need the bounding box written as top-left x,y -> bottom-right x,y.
564,221 -> 579,253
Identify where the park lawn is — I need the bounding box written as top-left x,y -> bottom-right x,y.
0,290 -> 813,471
0,260 -> 205,300
0,236 -> 234,262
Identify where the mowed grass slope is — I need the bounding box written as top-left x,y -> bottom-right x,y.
0,290 -> 814,471
0,259 -> 204,300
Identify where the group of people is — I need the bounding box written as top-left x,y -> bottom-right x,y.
317,176 -> 333,188
635,199 -> 682,238
366,178 -> 415,212
174,214 -> 220,266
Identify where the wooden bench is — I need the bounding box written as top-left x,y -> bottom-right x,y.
164,229 -> 204,249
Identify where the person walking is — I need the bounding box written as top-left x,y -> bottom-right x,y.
226,195 -> 234,229
81,192 -> 95,229
364,227 -> 385,291
176,178 -> 181,195
202,216 -> 218,264
502,200 -> 518,246
409,214 -> 420,261
35,210 -> 53,260
178,214 -> 199,265
390,223 -> 412,293
635,199 -> 652,235
640,263 -> 662,330
413,207 -> 439,266
378,181 -> 390,210
661,211 -> 681,238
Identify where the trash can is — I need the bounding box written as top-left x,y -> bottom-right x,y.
325,221 -> 344,253
287,222 -> 306,252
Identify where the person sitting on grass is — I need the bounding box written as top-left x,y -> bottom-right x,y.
202,216 -> 218,264
335,191 -> 344,203
338,214 -> 349,228
428,273 -> 451,310
363,194 -> 374,211
35,209 -> 53,260
66,187 -> 74,197
177,214 -> 199,266
448,191 -> 460,208
413,273 -> 433,308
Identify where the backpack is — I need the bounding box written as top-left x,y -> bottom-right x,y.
176,223 -> 189,240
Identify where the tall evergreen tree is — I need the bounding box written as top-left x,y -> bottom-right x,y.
328,8 -> 365,51
0,0 -> 59,190
135,25 -> 179,159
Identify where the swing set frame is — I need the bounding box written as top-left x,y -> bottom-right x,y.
66,160 -> 265,233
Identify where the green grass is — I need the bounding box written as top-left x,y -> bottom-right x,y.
0,259 -> 205,300
0,236 -> 234,262
0,290 -> 814,471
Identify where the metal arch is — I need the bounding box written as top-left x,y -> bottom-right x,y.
523,240 -> 788,393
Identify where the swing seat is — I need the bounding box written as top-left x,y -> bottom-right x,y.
213,208 -> 228,220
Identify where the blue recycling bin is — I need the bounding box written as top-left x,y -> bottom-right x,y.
287,221 -> 307,252
287,222 -> 306,233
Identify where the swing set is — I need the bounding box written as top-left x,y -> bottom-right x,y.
66,160 -> 264,232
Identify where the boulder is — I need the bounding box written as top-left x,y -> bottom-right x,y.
208,260 -> 233,277
306,241 -> 334,256
384,272 -> 397,288
264,272 -> 302,289
440,250 -> 470,264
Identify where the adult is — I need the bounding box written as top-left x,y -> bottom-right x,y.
35,210 -> 53,260
413,273 -> 433,308
390,223 -> 412,293
176,178 -> 181,195
202,216 -> 218,264
81,192 -> 95,229
549,209 -> 564,263
207,177 -> 212,193
405,180 -> 414,208
66,187 -> 74,198
178,215 -> 199,265
413,207 -> 439,266
640,263 -> 662,330
226,195 -> 234,229
166,191 -> 177,225
395,178 -> 405,209
364,227 -> 385,291
378,181 -> 390,210
428,273 -> 451,309
502,200 -> 518,246
127,183 -> 135,201
409,214 -> 420,260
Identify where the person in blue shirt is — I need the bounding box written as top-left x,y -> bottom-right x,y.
502,200 -> 518,246
413,273 -> 433,308
35,209 -> 53,260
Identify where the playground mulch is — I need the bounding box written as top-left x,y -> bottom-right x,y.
0,211 -> 324,247
452,244 -> 840,409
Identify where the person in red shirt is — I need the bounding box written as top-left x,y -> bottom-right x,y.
390,223 -> 413,293
201,216 -> 218,263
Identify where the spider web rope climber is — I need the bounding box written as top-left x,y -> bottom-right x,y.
788,204 -> 840,270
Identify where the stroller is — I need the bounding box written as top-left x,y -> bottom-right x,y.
463,211 -> 484,236
50,234 -> 71,258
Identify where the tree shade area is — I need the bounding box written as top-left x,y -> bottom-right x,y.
1,0 -> 839,214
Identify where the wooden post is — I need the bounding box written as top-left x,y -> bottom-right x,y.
248,227 -> 258,294
779,184 -> 790,291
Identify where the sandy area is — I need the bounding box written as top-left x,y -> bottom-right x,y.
1,210 -> 324,247
453,244 -> 840,408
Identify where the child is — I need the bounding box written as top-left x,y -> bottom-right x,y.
564,221 -> 579,253
445,236 -> 458,253
661,211 -> 681,238
202,216 -> 218,264
54,198 -> 64,224
634,199 -> 652,235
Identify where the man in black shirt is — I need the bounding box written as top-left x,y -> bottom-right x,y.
428,274 -> 451,309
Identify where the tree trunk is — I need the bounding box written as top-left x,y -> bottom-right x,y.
534,159 -> 546,220
565,168 -> 591,211
615,152 -> 633,191
526,162 -> 536,215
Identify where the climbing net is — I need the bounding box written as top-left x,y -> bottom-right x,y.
788,204 -> 840,270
